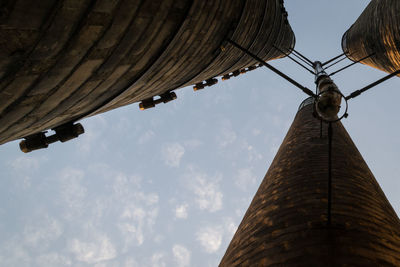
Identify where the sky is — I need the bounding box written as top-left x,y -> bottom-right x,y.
1,1 -> 399,266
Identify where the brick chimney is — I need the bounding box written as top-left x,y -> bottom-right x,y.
220,99 -> 400,266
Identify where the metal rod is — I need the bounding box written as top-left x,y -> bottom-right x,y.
327,122 -> 333,226
329,53 -> 375,77
291,52 -> 314,67
292,48 -> 314,65
273,45 -> 315,74
322,53 -> 346,67
226,39 -> 316,98
345,69 -> 400,100
323,56 -> 348,70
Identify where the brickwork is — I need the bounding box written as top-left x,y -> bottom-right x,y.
0,0 -> 294,145
220,103 -> 400,266
342,0 -> 400,75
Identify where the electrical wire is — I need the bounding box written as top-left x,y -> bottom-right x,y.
329,53 -> 375,76
346,69 -> 400,100
273,45 -> 315,74
291,52 -> 314,67
322,53 -> 346,67
292,48 -> 314,65
226,39 -> 316,98
323,55 -> 348,70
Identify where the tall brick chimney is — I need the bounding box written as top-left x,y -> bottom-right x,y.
342,0 -> 400,76
220,99 -> 400,266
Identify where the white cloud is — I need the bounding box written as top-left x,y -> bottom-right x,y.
196,226 -> 223,253
117,186 -> 159,248
78,166 -> 160,251
68,234 -> 116,264
183,139 -> 203,149
0,239 -> 31,266
8,155 -> 45,188
234,168 -> 257,190
9,156 -> 40,171
186,168 -> 223,212
119,222 -> 144,246
216,120 -> 237,147
151,252 -> 166,267
124,257 -> 139,267
161,143 -> 185,167
138,130 -> 155,144
174,204 -> 188,219
24,215 -> 63,249
172,244 -> 191,267
224,217 -> 238,237
35,253 -> 72,266
77,115 -> 108,153
118,202 -> 159,247
112,173 -> 143,200
252,128 -> 261,136
59,168 -> 87,219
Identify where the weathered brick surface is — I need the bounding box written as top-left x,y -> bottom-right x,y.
0,0 -> 294,144
220,103 -> 400,266
342,0 -> 400,75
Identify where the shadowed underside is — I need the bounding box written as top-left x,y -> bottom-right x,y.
342,0 -> 400,75
0,0 -> 294,145
220,102 -> 400,266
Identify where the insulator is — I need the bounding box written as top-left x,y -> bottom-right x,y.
160,92 -> 177,103
139,98 -> 156,110
193,83 -> 205,91
205,78 -> 218,86
232,70 -> 240,77
222,74 -> 231,81
19,132 -> 48,153
54,123 -> 85,142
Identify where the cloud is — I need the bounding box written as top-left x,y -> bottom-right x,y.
68,234 -> 116,264
8,155 -> 45,188
0,239 -> 31,266
161,143 -> 185,167
138,130 -> 155,145
172,244 -> 191,267
151,252 -> 166,267
77,115 -> 108,153
216,120 -> 237,147
252,128 -> 261,136
243,142 -> 263,162
118,200 -> 159,247
59,168 -> 87,219
195,218 -> 238,257
124,257 -> 139,267
186,167 -> 223,212
115,174 -> 159,248
24,215 -> 63,249
234,168 -> 257,191
9,156 -> 40,171
35,253 -> 72,266
174,204 -> 188,219
118,207 -> 146,246
224,217 -> 238,237
196,226 -> 223,253
112,173 -> 143,200
61,165 -> 160,253
183,139 -> 203,149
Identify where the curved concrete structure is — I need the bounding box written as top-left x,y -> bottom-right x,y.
342,0 -> 400,75
220,101 -> 400,266
0,0 -> 294,145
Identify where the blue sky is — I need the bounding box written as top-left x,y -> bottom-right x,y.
1,1 -> 399,266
